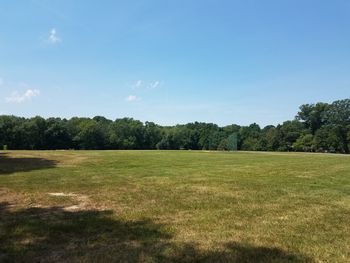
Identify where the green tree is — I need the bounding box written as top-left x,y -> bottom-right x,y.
23,116 -> 47,149
314,125 -> 344,153
324,99 -> 350,153
296,103 -> 329,134
109,118 -> 144,149
278,120 -> 305,151
45,118 -> 71,149
143,122 -> 162,149
239,123 -> 261,151
293,134 -> 314,152
74,120 -> 107,149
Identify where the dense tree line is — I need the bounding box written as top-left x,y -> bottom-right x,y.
0,99 -> 349,153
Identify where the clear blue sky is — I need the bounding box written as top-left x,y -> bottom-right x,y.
1,0 -> 349,127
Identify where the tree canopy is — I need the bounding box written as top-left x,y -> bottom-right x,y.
1,99 -> 349,153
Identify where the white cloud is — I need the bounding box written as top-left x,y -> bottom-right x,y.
127,80 -> 161,102
126,95 -> 141,102
6,89 -> 40,103
131,80 -> 162,90
132,80 -> 142,90
148,81 -> 160,89
48,28 -> 61,44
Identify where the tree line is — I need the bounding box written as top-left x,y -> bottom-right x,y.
0,99 -> 349,153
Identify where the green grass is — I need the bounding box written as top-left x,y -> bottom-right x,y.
0,150 -> 349,262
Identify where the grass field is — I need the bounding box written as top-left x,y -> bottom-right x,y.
0,150 -> 349,262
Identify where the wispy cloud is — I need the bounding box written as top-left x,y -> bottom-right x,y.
148,81 -> 160,89
125,95 -> 141,102
6,89 -> 40,103
131,80 -> 162,90
132,80 -> 142,90
48,28 -> 61,44
127,80 -> 161,102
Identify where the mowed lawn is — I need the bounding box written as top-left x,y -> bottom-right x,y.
0,151 -> 349,262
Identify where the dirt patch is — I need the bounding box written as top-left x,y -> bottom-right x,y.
0,188 -> 104,212
49,192 -> 77,197
63,205 -> 81,211
48,192 -> 90,211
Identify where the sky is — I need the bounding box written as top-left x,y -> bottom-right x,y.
0,0 -> 350,127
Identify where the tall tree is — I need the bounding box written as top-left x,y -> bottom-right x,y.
296,103 -> 329,134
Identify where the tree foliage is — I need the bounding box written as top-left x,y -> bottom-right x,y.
0,99 -> 349,153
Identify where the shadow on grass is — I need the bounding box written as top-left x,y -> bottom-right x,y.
0,202 -> 312,263
0,153 -> 58,175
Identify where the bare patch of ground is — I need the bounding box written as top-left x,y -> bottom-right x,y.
0,188 -> 96,212
48,192 -> 90,211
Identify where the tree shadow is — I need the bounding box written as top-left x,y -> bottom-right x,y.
0,153 -> 58,175
0,202 -> 313,263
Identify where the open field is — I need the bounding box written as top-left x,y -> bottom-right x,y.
0,150 -> 349,262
